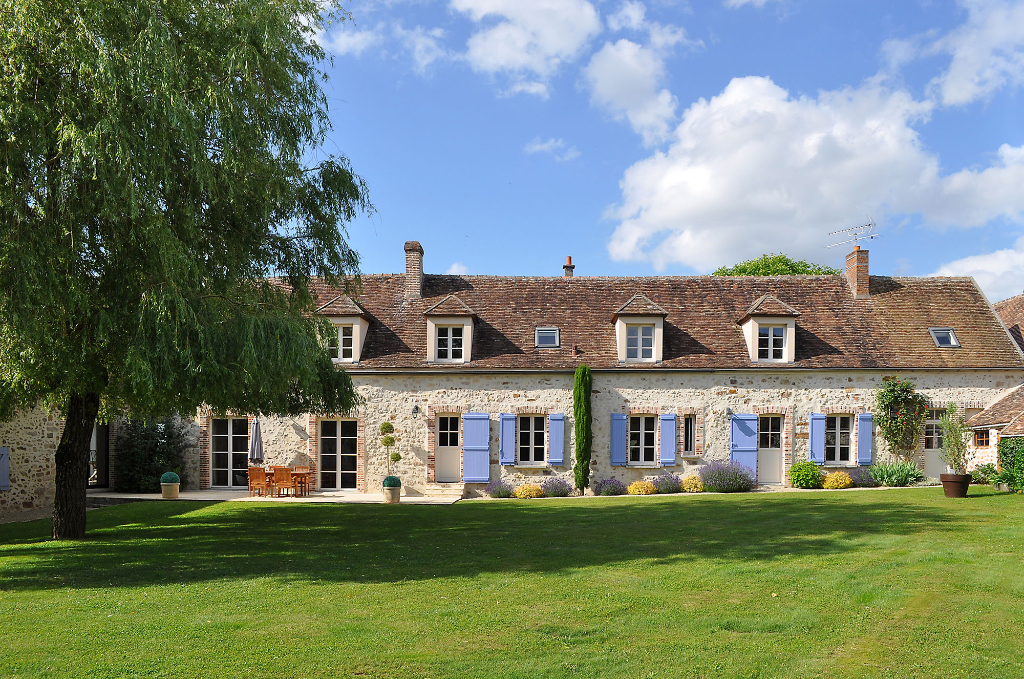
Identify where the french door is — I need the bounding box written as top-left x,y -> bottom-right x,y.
320,419 -> 358,490
212,418 -> 249,487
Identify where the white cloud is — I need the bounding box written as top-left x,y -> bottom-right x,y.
394,25 -> 449,74
927,0 -> 1024,106
931,237 -> 1024,301
450,0 -> 602,94
318,23 -> 385,57
723,0 -> 778,7
446,262 -> 469,275
606,76 -> 1024,271
524,137 -> 581,161
607,1 -> 646,31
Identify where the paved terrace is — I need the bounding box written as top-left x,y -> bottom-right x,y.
87,489 -> 460,505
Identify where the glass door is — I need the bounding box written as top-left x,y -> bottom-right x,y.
320,420 -> 358,489
212,418 -> 249,487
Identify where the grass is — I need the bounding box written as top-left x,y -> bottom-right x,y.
1,488 -> 1023,678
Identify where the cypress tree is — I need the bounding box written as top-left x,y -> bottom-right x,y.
573,364 -> 592,490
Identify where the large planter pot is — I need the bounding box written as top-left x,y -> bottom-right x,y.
161,483 -> 180,499
940,473 -> 972,498
383,486 -> 401,504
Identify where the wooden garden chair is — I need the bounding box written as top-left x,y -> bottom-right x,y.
248,467 -> 270,497
273,467 -> 297,497
293,465 -> 311,496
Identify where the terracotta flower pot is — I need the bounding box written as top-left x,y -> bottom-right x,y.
383,486 -> 401,504
161,483 -> 180,499
940,473 -> 971,498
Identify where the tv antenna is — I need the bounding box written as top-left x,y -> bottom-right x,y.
826,219 -> 879,249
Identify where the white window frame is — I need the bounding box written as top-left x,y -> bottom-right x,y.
319,418 -> 359,490
757,325 -> 786,361
535,327 -> 560,349
924,409 -> 943,450
824,414 -> 854,465
740,316 -> 796,364
426,316 -> 474,364
328,316 -> 368,364
628,414 -> 658,466
517,414 -> 547,466
614,316 -> 664,364
211,417 -> 250,488
758,415 -> 783,450
928,327 -> 960,349
436,325 -> 464,362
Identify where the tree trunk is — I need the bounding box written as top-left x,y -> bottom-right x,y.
52,392 -> 100,540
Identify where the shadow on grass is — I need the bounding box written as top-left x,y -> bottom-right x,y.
0,492 -> 964,591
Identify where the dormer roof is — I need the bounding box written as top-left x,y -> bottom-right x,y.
737,294 -> 801,324
316,295 -> 366,317
612,294 -> 668,322
424,294 -> 476,317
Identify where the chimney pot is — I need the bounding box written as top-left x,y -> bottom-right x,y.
563,256 -> 575,278
845,247 -> 870,299
404,240 -> 424,299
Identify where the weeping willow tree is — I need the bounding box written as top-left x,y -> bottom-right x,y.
0,0 -> 371,539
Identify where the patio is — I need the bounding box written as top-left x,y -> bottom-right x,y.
86,488 -> 460,505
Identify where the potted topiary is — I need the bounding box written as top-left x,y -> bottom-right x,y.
380,422 -> 402,504
939,403 -> 973,498
160,471 -> 180,499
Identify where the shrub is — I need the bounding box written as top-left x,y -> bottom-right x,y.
996,437 -> 1024,492
869,461 -> 925,487
699,460 -> 755,493
160,471 -> 180,484
653,474 -> 681,494
113,416 -> 193,492
823,471 -> 853,489
971,463 -> 998,485
541,477 -> 572,497
627,480 -> 657,495
485,479 -> 514,498
681,475 -> 704,493
593,478 -> 627,496
875,377 -> 929,462
789,460 -> 824,489
939,404 -> 972,474
513,483 -> 544,499
382,475 -> 401,488
847,467 -> 878,487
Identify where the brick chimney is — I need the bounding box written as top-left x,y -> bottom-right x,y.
404,240 -> 424,299
845,246 -> 870,299
563,256 -> 575,278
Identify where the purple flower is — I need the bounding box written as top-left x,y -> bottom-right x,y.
698,460 -> 755,493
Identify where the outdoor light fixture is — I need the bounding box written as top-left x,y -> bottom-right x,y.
411,404 -> 420,418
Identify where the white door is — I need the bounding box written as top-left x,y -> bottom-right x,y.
757,415 -> 783,485
436,415 -> 461,483
924,450 -> 947,478
923,409 -> 947,478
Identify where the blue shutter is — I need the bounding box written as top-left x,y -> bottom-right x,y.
498,414 -> 516,465
462,413 -> 491,482
548,414 -> 565,465
857,413 -> 873,465
0,446 -> 9,491
809,413 -> 826,465
730,414 -> 758,478
659,414 -> 676,466
610,413 -> 628,466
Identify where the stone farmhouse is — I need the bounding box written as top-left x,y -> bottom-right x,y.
3,241 -> 1024,520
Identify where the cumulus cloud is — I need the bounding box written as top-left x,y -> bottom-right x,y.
450,0 -> 602,94
723,0 -> 779,7
606,76 -> 1024,271
394,25 -> 450,74
931,238 -> 1024,301
607,1 -> 646,31
524,137 -> 581,161
446,262 -> 469,275
318,23 -> 385,57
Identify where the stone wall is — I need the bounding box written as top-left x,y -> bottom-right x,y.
0,407 -> 61,523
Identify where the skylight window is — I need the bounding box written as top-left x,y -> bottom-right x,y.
535,327 -> 559,348
929,328 -> 960,348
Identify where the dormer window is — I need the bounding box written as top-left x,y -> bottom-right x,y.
436,326 -> 464,361
929,327 -> 959,348
329,325 -> 354,361
626,324 -> 655,360
535,327 -> 560,348
424,295 -> 476,365
758,325 -> 785,361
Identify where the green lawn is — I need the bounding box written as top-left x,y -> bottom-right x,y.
2,488 -> 1023,678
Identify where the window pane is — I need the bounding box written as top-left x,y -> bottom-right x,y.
232,419 -> 248,436
451,334 -> 463,349
340,438 -> 356,456
321,420 -> 337,437
212,435 -> 228,453
627,347 -> 638,359
772,327 -> 783,338
438,327 -> 448,338
452,347 -> 463,360
770,433 -> 781,448
340,472 -> 357,488
321,455 -> 337,471
321,436 -> 337,456
213,452 -> 228,469
340,455 -> 357,472
773,348 -> 783,360
212,419 -> 228,436
340,420 -> 357,437
213,470 -> 228,486
321,472 -> 337,489
452,327 -> 463,339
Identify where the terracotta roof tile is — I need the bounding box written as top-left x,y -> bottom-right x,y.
999,413 -> 1024,437
423,294 -> 475,316
995,292 -> 1024,353
311,273 -> 1024,371
613,294 -> 668,319
737,294 -> 801,323
967,385 -> 1024,428
315,295 -> 365,317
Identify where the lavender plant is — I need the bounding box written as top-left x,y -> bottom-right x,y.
593,478 -> 627,496
541,477 -> 572,497
485,480 -> 514,498
698,461 -> 755,493
653,474 -> 682,494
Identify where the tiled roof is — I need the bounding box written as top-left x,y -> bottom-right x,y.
311,274 -> 1024,371
967,385 -> 1024,428
999,414 -> 1024,437
995,292 -> 1024,353
738,294 -> 801,323
423,294 -> 475,316
315,295 -> 365,317
613,294 -> 668,319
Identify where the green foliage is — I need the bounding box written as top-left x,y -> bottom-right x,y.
869,462 -> 925,487
875,377 -> 929,462
159,472 -> 180,485
381,435 -> 396,449
971,463 -> 998,485
382,476 -> 401,488
573,365 -> 593,490
712,254 -> 841,276
939,404 -> 972,474
380,423 -> 400,476
113,417 -> 192,492
390,452 -> 402,464
379,422 -> 395,436
996,437 -> 1024,491
788,460 -> 824,488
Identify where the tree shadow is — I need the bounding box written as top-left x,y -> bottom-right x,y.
0,492 -> 965,592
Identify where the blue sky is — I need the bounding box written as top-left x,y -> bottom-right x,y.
317,0 -> 1024,301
